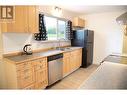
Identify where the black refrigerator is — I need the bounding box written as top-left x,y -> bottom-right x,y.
71,29 -> 94,68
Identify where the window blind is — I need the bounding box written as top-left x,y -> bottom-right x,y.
66,20 -> 73,40
34,14 -> 47,41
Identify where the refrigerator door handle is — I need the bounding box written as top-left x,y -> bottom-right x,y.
87,31 -> 88,36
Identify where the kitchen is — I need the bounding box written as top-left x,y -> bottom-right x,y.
0,5 -> 127,90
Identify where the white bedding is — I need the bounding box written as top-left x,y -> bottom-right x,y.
79,61 -> 127,89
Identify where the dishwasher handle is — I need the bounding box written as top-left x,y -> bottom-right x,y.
47,53 -> 63,62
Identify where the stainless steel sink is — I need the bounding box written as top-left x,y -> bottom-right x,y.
55,47 -> 72,51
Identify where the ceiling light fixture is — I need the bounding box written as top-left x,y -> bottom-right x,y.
52,6 -> 62,17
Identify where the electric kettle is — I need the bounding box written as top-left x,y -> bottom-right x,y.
23,44 -> 33,55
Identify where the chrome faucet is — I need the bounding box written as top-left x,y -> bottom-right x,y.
57,38 -> 65,50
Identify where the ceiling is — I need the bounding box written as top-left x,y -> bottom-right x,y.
59,5 -> 127,15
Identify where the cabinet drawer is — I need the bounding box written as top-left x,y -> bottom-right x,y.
34,59 -> 47,71
16,61 -> 33,71
32,57 -> 47,65
17,73 -> 35,88
17,68 -> 34,77
35,62 -> 47,71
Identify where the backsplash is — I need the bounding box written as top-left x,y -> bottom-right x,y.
2,33 -> 71,54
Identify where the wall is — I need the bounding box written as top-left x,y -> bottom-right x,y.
80,11 -> 125,64
2,33 -> 71,54
2,6 -> 78,54
38,6 -> 78,20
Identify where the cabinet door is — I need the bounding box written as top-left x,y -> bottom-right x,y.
78,18 -> 85,27
72,17 -> 85,27
35,69 -> 48,89
63,56 -> 70,77
76,49 -> 82,67
70,51 -> 77,71
1,6 -> 38,33
6,6 -> 28,32
28,6 -> 38,33
70,49 -> 82,71
17,67 -> 35,88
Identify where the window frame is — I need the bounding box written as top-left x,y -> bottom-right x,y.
44,14 -> 68,41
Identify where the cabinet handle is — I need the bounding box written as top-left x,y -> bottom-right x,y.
40,64 -> 43,68
40,66 -> 42,69
41,81 -> 44,84
24,69 -> 29,73
24,76 -> 30,79
40,61 -> 43,63
23,63 -> 28,67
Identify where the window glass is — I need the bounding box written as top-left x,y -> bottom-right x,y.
58,20 -> 66,40
44,16 -> 67,41
45,16 -> 57,40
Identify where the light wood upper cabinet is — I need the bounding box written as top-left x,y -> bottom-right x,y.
7,6 -> 28,33
28,6 -> 38,33
0,6 -> 38,33
72,17 -> 85,28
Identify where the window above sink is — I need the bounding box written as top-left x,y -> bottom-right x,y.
44,15 -> 67,41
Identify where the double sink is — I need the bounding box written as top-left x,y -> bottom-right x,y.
55,47 -> 72,51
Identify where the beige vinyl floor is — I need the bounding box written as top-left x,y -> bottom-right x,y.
47,64 -> 99,90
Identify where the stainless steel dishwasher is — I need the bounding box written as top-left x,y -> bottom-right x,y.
47,53 -> 63,86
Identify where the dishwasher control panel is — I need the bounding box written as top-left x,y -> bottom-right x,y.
47,53 -> 63,62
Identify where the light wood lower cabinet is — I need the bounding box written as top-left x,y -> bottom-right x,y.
1,49 -> 82,89
63,48 -> 82,77
63,52 -> 71,77
33,58 -> 48,89
17,67 -> 35,88
35,69 -> 48,89
2,57 -> 48,89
